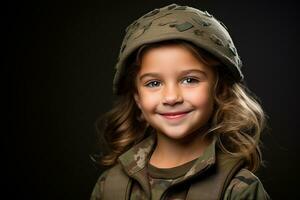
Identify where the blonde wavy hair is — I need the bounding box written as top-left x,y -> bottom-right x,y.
95,40 -> 267,172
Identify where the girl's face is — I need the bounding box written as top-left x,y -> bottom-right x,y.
134,44 -> 216,141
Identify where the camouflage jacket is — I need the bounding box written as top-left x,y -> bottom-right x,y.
91,134 -> 270,200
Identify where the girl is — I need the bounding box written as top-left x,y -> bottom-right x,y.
91,4 -> 270,200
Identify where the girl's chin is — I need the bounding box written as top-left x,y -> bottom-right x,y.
156,126 -> 207,142
157,129 -> 193,140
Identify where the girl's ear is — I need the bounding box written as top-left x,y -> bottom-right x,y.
134,93 -> 142,109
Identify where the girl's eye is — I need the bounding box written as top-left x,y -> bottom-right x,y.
145,80 -> 161,88
181,77 -> 199,85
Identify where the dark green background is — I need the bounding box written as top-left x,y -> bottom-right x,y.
7,0 -> 299,199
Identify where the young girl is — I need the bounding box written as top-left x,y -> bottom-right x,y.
91,4 -> 270,200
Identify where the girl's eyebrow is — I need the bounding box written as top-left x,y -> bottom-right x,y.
179,69 -> 207,77
139,73 -> 161,81
139,69 -> 207,81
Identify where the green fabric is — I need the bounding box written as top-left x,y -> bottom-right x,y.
186,153 -> 244,200
103,164 -> 131,200
147,157 -> 198,200
90,133 -> 270,200
147,157 -> 197,179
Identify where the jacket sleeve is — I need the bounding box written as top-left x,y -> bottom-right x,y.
90,170 -> 109,200
223,169 -> 270,200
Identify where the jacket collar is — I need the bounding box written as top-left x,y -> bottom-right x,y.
118,133 -> 156,175
118,132 -> 217,182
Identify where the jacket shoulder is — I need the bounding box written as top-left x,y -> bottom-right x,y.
90,168 -> 109,200
90,164 -> 122,200
223,169 -> 270,200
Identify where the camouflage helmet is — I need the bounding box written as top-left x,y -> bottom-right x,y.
113,3 -> 244,94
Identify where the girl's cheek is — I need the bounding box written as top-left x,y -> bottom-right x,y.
139,91 -> 160,108
185,87 -> 212,106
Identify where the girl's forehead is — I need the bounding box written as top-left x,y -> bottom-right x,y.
138,45 -> 213,74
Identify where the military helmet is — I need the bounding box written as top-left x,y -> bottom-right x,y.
113,3 -> 244,94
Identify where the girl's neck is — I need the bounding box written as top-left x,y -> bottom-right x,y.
149,130 -> 212,168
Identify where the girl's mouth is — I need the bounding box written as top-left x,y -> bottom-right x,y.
160,111 -> 191,120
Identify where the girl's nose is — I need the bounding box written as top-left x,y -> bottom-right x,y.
162,84 -> 183,106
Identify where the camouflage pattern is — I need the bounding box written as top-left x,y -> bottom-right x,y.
90,133 -> 270,199
113,3 -> 244,94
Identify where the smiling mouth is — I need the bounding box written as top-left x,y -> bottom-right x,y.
160,111 -> 192,120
